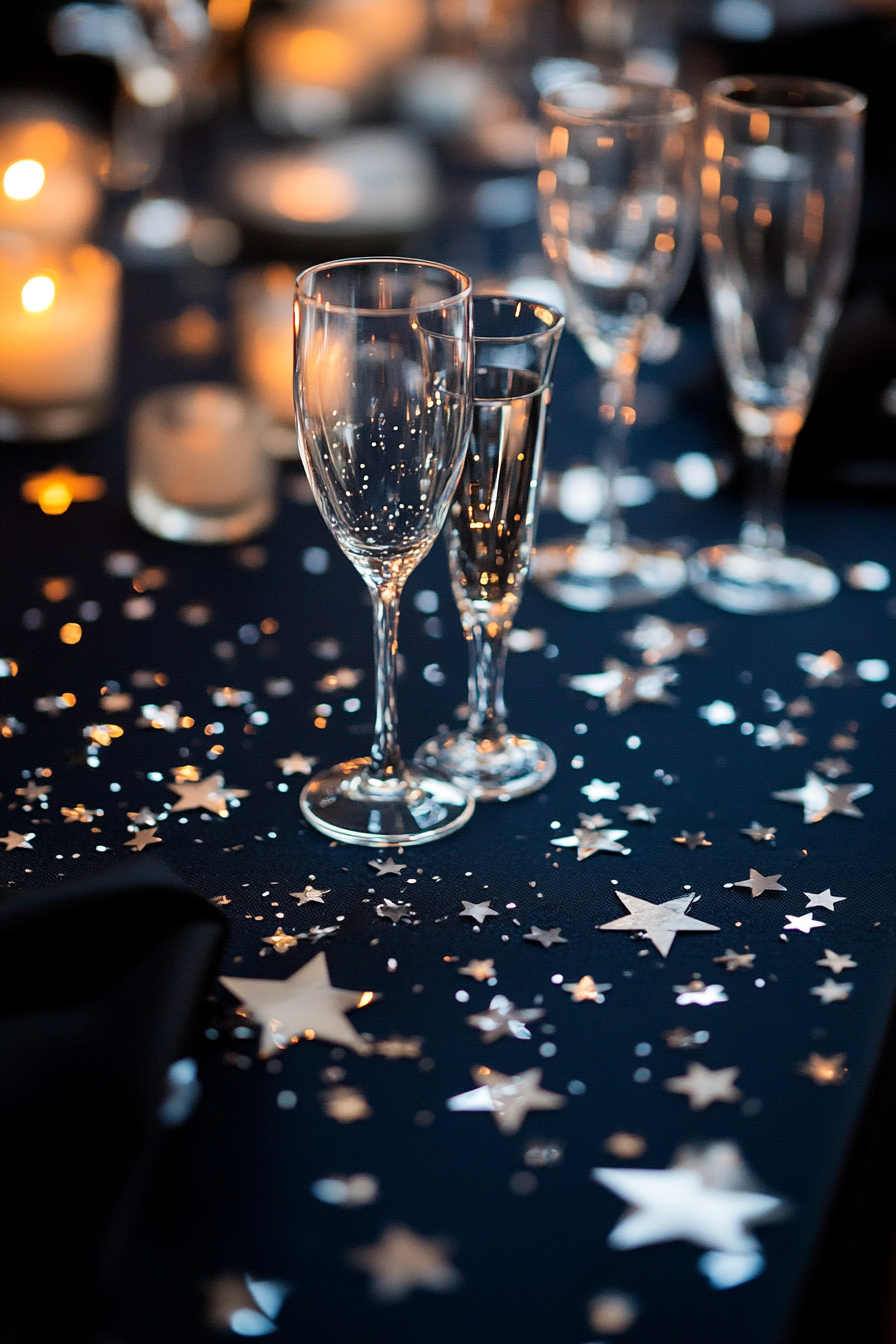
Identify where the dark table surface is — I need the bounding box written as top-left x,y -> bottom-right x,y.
1,257 -> 895,1344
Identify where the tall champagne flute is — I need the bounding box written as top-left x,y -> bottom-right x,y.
414,295 -> 564,800
690,75 -> 865,613
294,258 -> 475,846
533,80 -> 698,612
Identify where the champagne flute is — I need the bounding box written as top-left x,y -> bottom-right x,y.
414,295 -> 564,800
690,75 -> 865,613
533,80 -> 698,612
294,258 -> 476,846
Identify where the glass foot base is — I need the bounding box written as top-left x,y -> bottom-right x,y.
531,538 -> 687,612
128,481 -> 276,544
689,544 -> 840,614
414,730 -> 556,801
300,760 -> 475,846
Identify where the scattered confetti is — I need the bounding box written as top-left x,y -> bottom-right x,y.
447,1066 -> 565,1134
783,913 -> 826,934
124,826 -> 162,851
816,949 -> 856,974
713,949 -> 755,971
262,928 -> 300,953
580,779 -> 620,803
809,978 -> 852,1004
219,952 -> 374,1057
674,981 -> 728,1007
664,1062 -> 743,1110
0,830 -> 35,851
562,975 -> 612,1003
168,773 -> 249,817
347,1226 -> 461,1302
674,831 -> 712,850
459,900 -> 499,925
620,804 -> 660,823
523,926 -> 568,948
570,660 -> 678,714
803,889 -> 844,912
376,899 -> 413,923
369,856 -> 407,876
733,870 -> 786,898
458,959 -> 495,982
622,615 -> 707,664
740,822 -> 776,843
599,892 -> 719,958
291,884 -> 329,905
466,995 -> 545,1042
796,1053 -> 848,1084
276,752 -> 319,776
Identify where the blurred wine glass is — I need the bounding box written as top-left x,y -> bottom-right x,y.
534,79 -> 698,611
690,74 -> 866,613
294,257 -> 476,847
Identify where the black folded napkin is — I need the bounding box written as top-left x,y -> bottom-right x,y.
0,859 -> 224,1343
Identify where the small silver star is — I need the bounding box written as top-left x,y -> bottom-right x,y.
578,812 -> 614,829
713,949 -> 756,971
673,981 -> 728,1006
276,752 -> 319,775
803,888 -> 844,912
291,884 -> 329,905
784,913 -> 825,934
600,893 -> 719,958
664,1062 -> 743,1110
733,869 -> 786,898
810,978 -> 852,1004
459,900 -> 498,925
772,771 -> 873,823
523,926 -> 568,948
369,857 -> 407,876
620,804 -> 660,824
621,614 -> 708,664
580,778 -> 620,803
740,821 -> 776,843
562,975 -> 612,1003
816,949 -> 856,974
376,899 -> 413,924
465,995 -> 545,1043
299,924 -> 339,943
674,831 -> 711,850
128,806 -> 161,827
554,827 -> 630,860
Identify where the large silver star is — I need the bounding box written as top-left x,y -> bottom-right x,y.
466,995 -> 545,1042
599,892 -> 719,958
784,913 -> 825,934
1,830 -> 35,850
219,951 -> 373,1057
523,926 -> 568,948
459,900 -> 498,925
347,1225 -> 461,1302
664,1062 -> 743,1110
376,898 -> 413,923
810,978 -> 852,1004
733,869 -> 786,898
593,1166 -> 782,1254
816,949 -> 856,974
803,888 -> 844,912
772,772 -> 872,823
447,1065 -> 565,1134
569,659 -> 678,714
168,772 -> 249,817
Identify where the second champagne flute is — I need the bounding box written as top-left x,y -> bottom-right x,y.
294,258 -> 475,846
414,295 -> 564,800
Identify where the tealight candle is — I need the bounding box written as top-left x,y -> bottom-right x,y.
233,264 -> 295,427
128,384 -> 277,543
0,116 -> 104,244
0,240 -> 121,440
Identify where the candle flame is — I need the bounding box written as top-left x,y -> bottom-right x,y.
3,159 -> 45,200
21,275 -> 55,313
22,465 -> 107,515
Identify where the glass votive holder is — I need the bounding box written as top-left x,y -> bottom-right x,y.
0,112 -> 105,244
128,384 -> 277,543
232,264 -> 295,428
0,239 -> 121,441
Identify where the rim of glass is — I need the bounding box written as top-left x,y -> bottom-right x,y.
540,80 -> 696,126
295,255 -> 472,316
704,74 -> 866,117
473,294 -> 565,343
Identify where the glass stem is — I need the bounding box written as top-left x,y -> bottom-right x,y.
739,434 -> 790,552
369,580 -> 404,779
585,332 -> 640,550
466,621 -> 508,741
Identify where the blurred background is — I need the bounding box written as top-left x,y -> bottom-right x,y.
2,0 -> 894,501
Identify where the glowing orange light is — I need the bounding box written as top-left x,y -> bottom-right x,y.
270,164 -> 357,224
314,716 -> 328,729
754,205 -> 772,228
22,465 -> 106,515
59,622 -> 82,645
701,166 -> 720,199
655,232 -> 675,252
620,406 -> 636,425
61,692 -> 76,706
549,127 -> 568,158
749,111 -> 770,143
207,0 -> 252,31
286,28 -> 356,83
260,617 -> 279,634
703,129 -> 724,162
357,991 -> 375,1007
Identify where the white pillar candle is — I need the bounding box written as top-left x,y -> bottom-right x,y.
233,264 -> 295,427
0,118 -> 104,245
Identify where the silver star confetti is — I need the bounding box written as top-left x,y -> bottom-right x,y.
599,892 -> 719,958
554,826 -> 631,859
621,614 -> 708,664
816,949 -> 856,974
620,804 -> 660,823
810,978 -> 852,1004
674,831 -> 712,850
803,889 -> 844,912
733,870 -> 786,898
740,822 -> 777,843
713,949 -> 756,971
580,778 -> 620,803
674,981 -> 728,1006
523,926 -> 568,948
664,1062 -> 743,1110
219,951 -> 373,1057
562,975 -> 612,1003
465,995 -> 545,1042
276,752 -> 319,776
570,659 -> 678,714
447,1065 -> 565,1134
0,830 -> 35,850
376,899 -> 413,924
291,884 -> 329,905
772,772 -> 872,823
459,900 -> 498,925
347,1226 -> 461,1302
783,913 -> 825,934
369,857 -> 407,876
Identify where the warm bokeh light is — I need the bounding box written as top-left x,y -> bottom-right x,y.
286,28 -> 357,84
270,163 -> 358,223
3,159 -> 45,200
22,466 -> 107,515
207,0 -> 252,31
703,129 -> 724,162
59,622 -> 82,644
21,275 -> 55,312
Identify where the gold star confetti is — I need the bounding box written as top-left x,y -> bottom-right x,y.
276,752 -> 319,776
447,1065 -> 565,1134
15,779 -> 51,801
555,826 -> 631,859
813,757 -> 851,779
673,980 -> 728,1006
369,856 -> 407,876
372,1036 -> 423,1059
1,830 -> 35,850
128,806 -> 161,827
466,995 -> 545,1042
291,884 -> 329,905
620,803 -> 660,823
664,1062 -> 743,1110
772,772 -> 872,823
733,869 -> 786,898
321,1085 -> 372,1123
784,913 -> 826,934
713,949 -> 755,971
124,826 -> 162,851
347,1225 -> 461,1302
796,1052 -> 848,1085
578,811 -> 614,829
523,926 -> 568,948
168,772 -> 249,817
458,959 -> 495,982
61,803 -> 102,824
219,951 -> 374,1057
580,778 -> 620,802
599,892 -> 719,958
569,659 -> 678,714
262,927 -> 300,954
803,889 -> 844,912
663,1027 -> 710,1049
604,1132 -> 647,1158
816,949 -> 856,974
740,821 -> 777,843
376,899 -> 413,923
810,978 -> 852,1004
622,614 -> 708,664
562,975 -> 612,1003
674,831 -> 711,850
171,764 -> 200,782
459,900 -> 498,925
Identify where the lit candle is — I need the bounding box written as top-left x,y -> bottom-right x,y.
233,264 -> 295,426
128,384 -> 277,543
0,117 -> 104,244
0,241 -> 120,440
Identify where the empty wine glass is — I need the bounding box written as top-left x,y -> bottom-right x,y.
414,295 -> 564,800
294,258 -> 476,846
690,75 -> 866,613
533,79 -> 698,611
